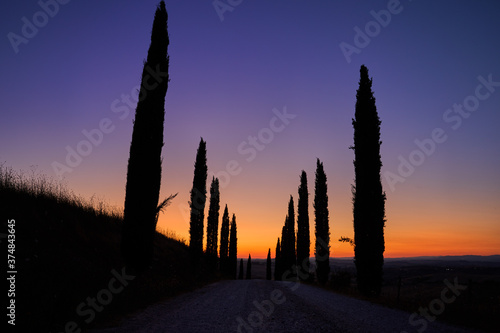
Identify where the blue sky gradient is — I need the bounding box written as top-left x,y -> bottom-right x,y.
1,0 -> 499,257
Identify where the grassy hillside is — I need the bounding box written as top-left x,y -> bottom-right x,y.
0,166 -> 211,332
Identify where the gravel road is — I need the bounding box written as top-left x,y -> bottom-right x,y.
89,279 -> 478,333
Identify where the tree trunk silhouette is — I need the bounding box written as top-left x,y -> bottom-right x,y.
121,1 -> 169,273
352,65 -> 386,297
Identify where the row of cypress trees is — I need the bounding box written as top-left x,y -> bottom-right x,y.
236,254 -> 253,279
120,1 -> 241,280
188,138 -> 239,278
120,1 -> 385,296
270,65 -> 385,297
236,251 -> 275,280
274,159 -> 330,284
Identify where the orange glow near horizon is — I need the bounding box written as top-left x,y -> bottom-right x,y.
65,161 -> 500,261
153,185 -> 499,260
65,141 -> 500,261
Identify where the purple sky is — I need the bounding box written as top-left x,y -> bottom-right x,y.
1,1 -> 499,257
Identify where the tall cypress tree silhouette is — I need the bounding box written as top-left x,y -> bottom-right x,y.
219,204 -> 230,276
280,222 -> 287,277
189,138 -> 208,264
285,196 -> 296,278
280,196 -> 296,279
266,248 -> 272,280
229,214 -> 238,279
314,158 -> 330,285
205,177 -> 220,271
352,65 -> 386,297
296,170 -> 310,281
121,1 -> 169,273
246,254 -> 252,279
274,238 -> 282,281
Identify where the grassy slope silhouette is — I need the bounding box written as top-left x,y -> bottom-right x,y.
0,165 -> 212,332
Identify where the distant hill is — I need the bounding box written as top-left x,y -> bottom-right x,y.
251,255 -> 500,267
385,255 -> 500,262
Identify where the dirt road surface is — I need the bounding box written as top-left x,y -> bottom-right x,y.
89,279 -> 478,333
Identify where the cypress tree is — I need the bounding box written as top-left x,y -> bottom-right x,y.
280,196 -> 296,279
286,196 -> 296,278
296,171 -> 310,281
238,258 -> 244,280
121,1 -> 169,273
229,214 -> 238,279
280,222 -> 287,277
314,159 -> 330,285
274,238 -> 282,281
246,254 -> 252,279
266,248 -> 272,280
188,138 -> 208,263
219,205 -> 230,276
205,177 -> 220,270
352,65 -> 386,297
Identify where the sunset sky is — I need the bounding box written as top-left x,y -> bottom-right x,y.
1,1 -> 499,259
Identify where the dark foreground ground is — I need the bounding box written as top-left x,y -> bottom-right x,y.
87,256 -> 499,333
249,256 -> 500,332
89,279 -> 481,333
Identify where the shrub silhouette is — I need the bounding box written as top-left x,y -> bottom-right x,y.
330,270 -> 352,291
